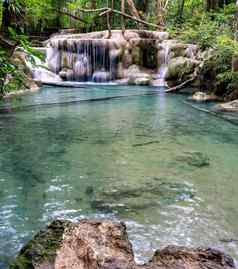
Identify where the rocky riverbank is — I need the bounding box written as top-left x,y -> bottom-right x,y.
11,219 -> 235,269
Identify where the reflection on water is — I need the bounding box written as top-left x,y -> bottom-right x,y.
0,85 -> 238,268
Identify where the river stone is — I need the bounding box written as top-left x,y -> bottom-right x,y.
190,92 -> 218,102
133,77 -> 151,86
11,220 -> 235,269
59,68 -> 74,80
126,65 -> 153,85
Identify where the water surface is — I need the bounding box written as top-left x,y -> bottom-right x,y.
0,85 -> 238,268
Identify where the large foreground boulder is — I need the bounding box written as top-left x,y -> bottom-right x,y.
11,219 -> 235,269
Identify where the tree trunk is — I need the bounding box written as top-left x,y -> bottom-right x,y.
156,0 -> 164,26
232,0 -> 238,71
235,0 -> 238,41
1,0 -> 10,33
106,0 -> 112,38
126,0 -> 140,19
136,0 -> 149,14
121,0 -> 126,35
177,0 -> 185,21
205,0 -> 231,11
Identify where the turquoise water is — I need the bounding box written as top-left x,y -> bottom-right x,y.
0,85 -> 238,268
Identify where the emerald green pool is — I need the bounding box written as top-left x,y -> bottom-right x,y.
0,85 -> 238,268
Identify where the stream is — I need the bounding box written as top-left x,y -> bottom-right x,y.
0,85 -> 238,268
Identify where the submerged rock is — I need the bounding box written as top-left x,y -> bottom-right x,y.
214,100 -> 238,112
59,68 -> 74,80
90,180 -> 195,214
176,151 -> 210,168
11,219 -> 235,269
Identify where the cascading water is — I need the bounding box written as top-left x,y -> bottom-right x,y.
24,49 -> 62,83
156,42 -> 171,87
42,31 -> 199,86
47,38 -> 119,83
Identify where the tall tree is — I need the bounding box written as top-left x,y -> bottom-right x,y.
1,0 -> 10,33
156,0 -> 170,27
177,0 -> 185,21
206,0 -> 233,11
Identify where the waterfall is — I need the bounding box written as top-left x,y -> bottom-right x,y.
43,31 -> 199,86
156,42 -> 170,86
24,49 -> 62,83
46,38 -> 118,83
74,54 -> 91,81
46,46 -> 61,73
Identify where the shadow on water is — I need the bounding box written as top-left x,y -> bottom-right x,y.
0,91 -> 163,114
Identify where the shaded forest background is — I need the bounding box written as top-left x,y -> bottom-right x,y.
1,0 -> 238,99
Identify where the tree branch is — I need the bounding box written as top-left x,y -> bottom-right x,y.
60,6 -> 161,31
58,9 -> 87,23
111,9 -> 160,29
165,77 -> 196,93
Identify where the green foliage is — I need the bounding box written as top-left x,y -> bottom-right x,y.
1,0 -> 238,99
179,19 -> 217,49
0,49 -> 23,95
215,35 -> 238,73
217,71 -> 238,89
165,1 -> 238,98
0,28 -> 42,97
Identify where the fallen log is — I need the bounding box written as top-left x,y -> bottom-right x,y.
165,77 -> 196,93
182,101 -> 238,126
